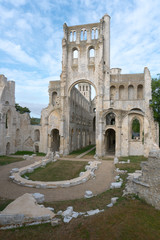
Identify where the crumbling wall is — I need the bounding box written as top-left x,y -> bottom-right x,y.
124,149 -> 160,210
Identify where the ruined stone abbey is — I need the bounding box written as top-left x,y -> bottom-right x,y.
0,14 -> 159,157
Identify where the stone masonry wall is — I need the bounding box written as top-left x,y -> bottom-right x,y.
124,149 -> 160,210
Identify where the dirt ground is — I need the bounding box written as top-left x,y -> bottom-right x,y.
0,156 -> 115,202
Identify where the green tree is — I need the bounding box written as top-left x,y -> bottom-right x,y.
132,119 -> 140,132
30,117 -> 40,125
15,103 -> 31,114
151,76 -> 160,146
151,77 -> 160,122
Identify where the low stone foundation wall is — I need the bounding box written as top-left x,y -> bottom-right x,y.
9,157 -> 101,189
124,149 -> 160,210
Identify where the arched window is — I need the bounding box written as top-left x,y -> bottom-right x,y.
6,110 -> 11,135
110,86 -> 116,100
128,85 -> 134,100
137,84 -> 143,99
131,118 -> 140,140
92,29 -> 94,39
70,31 -> 72,42
73,31 -> 76,41
119,85 -> 125,100
81,30 -> 83,40
92,28 -> 98,39
84,30 -> 87,40
89,48 -> 95,57
70,31 -> 76,42
95,29 -> 98,39
73,49 -> 78,58
81,29 -> 87,41
106,112 -> 116,125
52,92 -> 57,105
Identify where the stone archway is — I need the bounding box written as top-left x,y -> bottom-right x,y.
105,129 -> 116,154
51,129 -> 60,152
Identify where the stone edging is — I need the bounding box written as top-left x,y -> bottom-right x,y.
9,158 -> 101,189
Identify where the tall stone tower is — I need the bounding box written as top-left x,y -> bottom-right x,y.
78,83 -> 91,102
59,14 -> 111,156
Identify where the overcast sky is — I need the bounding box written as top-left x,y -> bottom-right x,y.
0,0 -> 160,117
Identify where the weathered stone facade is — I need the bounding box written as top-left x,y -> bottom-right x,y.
0,14 -> 159,157
0,74 -> 40,155
40,14 -> 159,157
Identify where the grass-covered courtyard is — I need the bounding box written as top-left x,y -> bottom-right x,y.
0,155 -> 160,239
0,156 -> 24,166
22,160 -> 88,181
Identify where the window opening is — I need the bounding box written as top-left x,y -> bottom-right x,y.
70,32 -> 72,42
89,48 -> 95,57
95,29 -> 98,39
73,31 -> 76,41
73,49 -> 78,58
132,118 -> 140,139
92,29 -> 94,39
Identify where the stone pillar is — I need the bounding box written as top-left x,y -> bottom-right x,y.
96,115 -> 103,157
102,14 -> 110,69
116,126 -> 122,157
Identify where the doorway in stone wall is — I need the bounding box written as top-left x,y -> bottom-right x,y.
105,129 -> 116,154
51,129 -> 60,152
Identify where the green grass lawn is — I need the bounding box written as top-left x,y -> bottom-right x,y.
69,145 -> 95,156
1,188 -> 160,239
22,160 -> 88,181
0,156 -> 24,166
81,148 -> 96,159
12,151 -> 46,156
116,155 -> 147,173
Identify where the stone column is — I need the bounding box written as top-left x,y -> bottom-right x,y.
116,126 -> 122,157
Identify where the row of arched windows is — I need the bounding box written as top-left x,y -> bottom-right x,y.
72,47 -> 95,59
110,84 -> 143,100
69,28 -> 98,42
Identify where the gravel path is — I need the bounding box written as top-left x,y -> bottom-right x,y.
0,157 -> 115,202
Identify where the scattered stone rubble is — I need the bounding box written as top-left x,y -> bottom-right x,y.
110,170 -> 124,189
9,156 -> 101,189
115,168 -> 127,174
84,190 -> 94,198
107,197 -> 119,208
110,181 -> 123,189
114,157 -> 119,164
114,157 -> 130,165
0,193 -> 120,229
